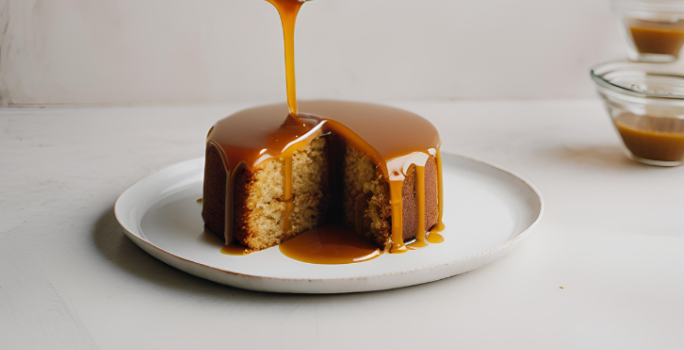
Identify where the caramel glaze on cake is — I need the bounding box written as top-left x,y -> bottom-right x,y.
202,100 -> 444,254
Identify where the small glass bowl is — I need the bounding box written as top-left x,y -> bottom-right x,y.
613,0 -> 684,62
591,60 -> 684,166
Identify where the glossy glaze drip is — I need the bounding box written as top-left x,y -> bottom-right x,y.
428,151 -> 445,244
282,156 -> 294,236
408,165 -> 428,249
279,224 -> 382,264
389,178 -> 407,253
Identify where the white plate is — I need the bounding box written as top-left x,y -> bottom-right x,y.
115,154 -> 543,294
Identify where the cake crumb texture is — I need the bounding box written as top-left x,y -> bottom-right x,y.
234,137 -> 329,250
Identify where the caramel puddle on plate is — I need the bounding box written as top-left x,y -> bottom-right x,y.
221,243 -> 252,256
201,230 -> 251,256
408,229 -> 445,249
427,231 -> 445,244
279,224 -> 382,264
407,240 -> 428,249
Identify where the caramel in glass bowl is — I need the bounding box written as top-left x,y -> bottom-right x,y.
591,60 -> 684,166
613,0 -> 684,62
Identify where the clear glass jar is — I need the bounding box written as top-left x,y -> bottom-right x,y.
613,0 -> 684,62
591,60 -> 684,166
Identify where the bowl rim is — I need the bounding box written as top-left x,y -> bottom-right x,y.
590,61 -> 684,100
612,0 -> 684,13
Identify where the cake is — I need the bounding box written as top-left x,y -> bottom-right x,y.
202,100 -> 444,253
202,0 -> 444,255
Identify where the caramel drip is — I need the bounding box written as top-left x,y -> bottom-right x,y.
282,156 -> 293,235
435,150 -> 444,230
408,165 -> 428,249
266,0 -> 302,115
416,166 -> 426,243
389,178 -> 407,253
278,122 -> 323,237
427,149 -> 445,244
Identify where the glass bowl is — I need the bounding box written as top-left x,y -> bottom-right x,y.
591,60 -> 684,166
613,0 -> 684,62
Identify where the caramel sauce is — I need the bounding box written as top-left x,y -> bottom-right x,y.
266,0 -> 302,115
614,113 -> 684,162
221,243 -> 252,256
205,230 -> 251,255
408,165 -> 428,249
206,0 -> 445,263
628,19 -> 684,56
427,232 -> 445,244
426,151 -> 445,244
415,165 -> 426,243
279,224 -> 382,264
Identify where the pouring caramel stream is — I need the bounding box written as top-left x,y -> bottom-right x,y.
266,0 -> 302,116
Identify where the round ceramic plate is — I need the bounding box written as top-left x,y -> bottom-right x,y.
115,154 -> 543,294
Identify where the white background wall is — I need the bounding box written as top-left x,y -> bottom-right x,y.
0,0 -> 625,106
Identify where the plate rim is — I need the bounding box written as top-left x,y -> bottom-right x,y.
114,152 -> 545,283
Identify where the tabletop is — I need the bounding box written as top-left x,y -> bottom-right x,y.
1,100 -> 683,350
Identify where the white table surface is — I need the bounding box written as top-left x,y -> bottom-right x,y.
1,100 -> 683,350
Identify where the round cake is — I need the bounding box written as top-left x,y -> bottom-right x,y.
202,100 -> 444,253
